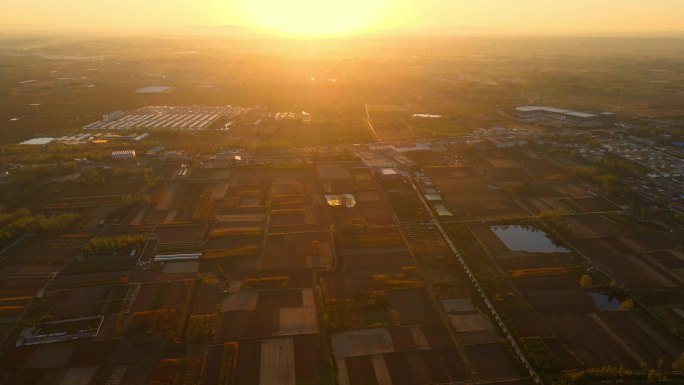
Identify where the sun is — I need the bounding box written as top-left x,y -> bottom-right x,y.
240,0 -> 386,37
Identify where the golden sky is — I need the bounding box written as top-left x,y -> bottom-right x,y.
2,0 -> 683,36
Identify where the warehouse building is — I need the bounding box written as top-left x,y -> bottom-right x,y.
516,106 -> 615,124
112,150 -> 136,159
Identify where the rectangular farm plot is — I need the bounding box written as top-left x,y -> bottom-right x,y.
545,313 -> 642,369
465,343 -> 518,380
447,313 -> 494,333
514,275 -> 594,313
215,212 -> 266,224
278,307 -> 318,336
229,335 -> 327,385
425,166 -> 527,219
599,255 -> 677,287
383,349 -> 471,385
260,338 -> 296,385
562,196 -> 621,213
162,261 -> 199,274
387,289 -> 440,326
263,232 -> 333,269
569,214 -> 629,239
233,340 -> 261,385
156,223 -> 209,243
218,309 -> 277,341
221,291 -> 258,312
60,366 -> 99,385
344,250 -> 413,268
344,355 -> 379,385
332,329 -> 395,358
23,344 -> 75,369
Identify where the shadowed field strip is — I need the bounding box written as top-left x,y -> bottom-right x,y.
410,326 -> 430,350
589,313 -> 643,365
260,338 -> 296,385
372,354 -> 393,385
336,357 -> 350,385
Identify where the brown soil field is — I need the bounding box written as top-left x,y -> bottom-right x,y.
48,270 -> 130,290
345,355 -> 379,385
625,231 -> 681,251
0,276 -> 48,303
384,348 -> 471,385
235,268 -> 315,289
316,164 -> 352,180
131,280 -> 191,313
571,238 -> 618,259
598,310 -> 684,368
505,309 -> 553,338
347,263 -> 409,278
419,325 -> 454,349
545,313 -> 641,369
344,250 -> 413,268
191,281 -> 223,315
465,343 -> 518,379
600,237 -> 637,254
321,273 -> 375,299
650,250 -> 684,269
261,253 -> 311,270
153,223 -> 208,245
205,234 -> 261,250
551,182 -> 595,198
269,211 -> 306,227
542,338 -> 583,370
264,232 -> 331,259
0,346 -> 34,370
217,309 -> 277,341
517,197 -> 568,216
485,168 -> 532,184
468,222 -> 508,255
257,289 -> 303,310
23,344 -> 75,369
49,287 -> 111,319
496,255 -> 571,271
1,238 -> 78,274
513,275 -> 593,312
599,255 -> 676,287
518,153 -> 565,181
387,327 -> 419,351
425,166 -> 527,219
200,344 -> 227,385
563,196 -> 621,213
292,334 -> 327,384
370,117 -> 417,141
66,340 -> 119,367
332,203 -> 395,226
387,288 -> 440,326
233,340 -> 261,385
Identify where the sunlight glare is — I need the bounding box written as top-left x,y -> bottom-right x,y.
240,0 -> 386,36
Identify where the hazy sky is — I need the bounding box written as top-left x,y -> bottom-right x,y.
2,0 -> 683,35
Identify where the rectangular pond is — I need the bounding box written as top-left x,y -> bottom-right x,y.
491,225 -> 570,253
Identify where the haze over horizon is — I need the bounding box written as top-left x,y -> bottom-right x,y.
2,0 -> 684,37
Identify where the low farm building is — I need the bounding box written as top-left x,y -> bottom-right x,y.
516,106 -> 615,124
112,150 -> 135,159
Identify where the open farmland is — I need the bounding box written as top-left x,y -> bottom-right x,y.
424,166 -> 528,219
1,33 -> 684,385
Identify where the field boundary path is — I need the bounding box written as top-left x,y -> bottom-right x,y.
373,170 -> 480,380
408,175 -> 544,385
363,103 -> 381,142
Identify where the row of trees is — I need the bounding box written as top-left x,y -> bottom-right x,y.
82,234 -> 148,255
0,209 -> 80,246
5,163 -> 77,190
